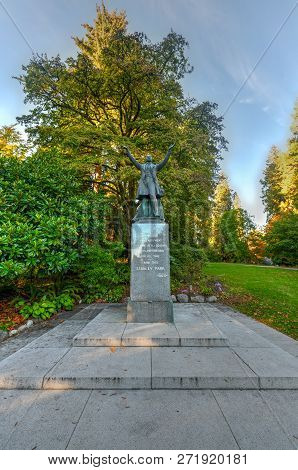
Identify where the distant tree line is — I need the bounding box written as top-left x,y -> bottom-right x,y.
261,101 -> 298,265
207,100 -> 298,266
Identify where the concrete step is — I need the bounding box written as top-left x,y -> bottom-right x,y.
0,304 -> 297,391
0,344 -> 297,390
72,308 -> 228,347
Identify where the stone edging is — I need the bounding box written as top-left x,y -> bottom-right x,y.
0,320 -> 34,343
172,294 -> 217,303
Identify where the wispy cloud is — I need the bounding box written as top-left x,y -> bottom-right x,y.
239,97 -> 254,104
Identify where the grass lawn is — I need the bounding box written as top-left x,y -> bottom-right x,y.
204,262 -> 298,339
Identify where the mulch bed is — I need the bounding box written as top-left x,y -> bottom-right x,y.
0,300 -> 25,331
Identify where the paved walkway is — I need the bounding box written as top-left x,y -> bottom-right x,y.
0,303 -> 297,449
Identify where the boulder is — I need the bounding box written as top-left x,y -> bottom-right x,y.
177,293 -> 189,303
9,329 -> 18,337
190,295 -> 205,303
17,324 -> 28,333
214,281 -> 224,293
206,295 -> 217,303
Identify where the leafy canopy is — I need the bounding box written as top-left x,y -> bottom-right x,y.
16,2 -> 227,245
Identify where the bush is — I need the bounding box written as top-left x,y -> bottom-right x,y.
15,293 -> 75,320
205,247 -> 221,262
0,151 -> 105,293
170,243 -> 207,292
265,213 -> 298,266
77,243 -> 129,302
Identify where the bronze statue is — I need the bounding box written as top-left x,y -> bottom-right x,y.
123,144 -> 175,221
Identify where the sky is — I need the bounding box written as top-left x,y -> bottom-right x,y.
1,0 -> 297,225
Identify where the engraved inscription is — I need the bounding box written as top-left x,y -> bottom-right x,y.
133,232 -> 168,278
130,223 -> 171,301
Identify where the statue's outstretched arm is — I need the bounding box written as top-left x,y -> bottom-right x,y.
123,146 -> 142,170
156,143 -> 175,171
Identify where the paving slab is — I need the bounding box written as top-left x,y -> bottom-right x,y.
213,390 -> 294,449
0,390 -> 41,447
216,305 -> 298,354
231,316 -> 295,341
72,308 -> 228,347
233,347 -> 298,389
261,390 -> 298,449
25,321 -> 88,348
173,305 -> 209,323
69,304 -> 104,321
73,322 -> 126,346
2,390 -> 91,450
203,305 -> 241,323
208,319 -> 275,348
175,322 -> 228,346
268,339 -> 298,357
0,330 -> 50,362
90,305 -> 127,323
122,323 -> 179,346
67,390 -> 238,449
152,347 -> 258,389
44,347 -> 151,389
0,348 -> 69,389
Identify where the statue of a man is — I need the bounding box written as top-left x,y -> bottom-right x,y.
123,144 -> 175,221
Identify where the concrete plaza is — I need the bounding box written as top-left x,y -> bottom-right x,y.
0,303 -> 297,449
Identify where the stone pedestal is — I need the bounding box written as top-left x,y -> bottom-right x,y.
127,220 -> 173,323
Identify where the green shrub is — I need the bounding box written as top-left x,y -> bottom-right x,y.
78,244 -> 129,302
205,247 -> 221,262
0,151 -> 105,293
170,243 -> 207,292
15,292 -> 75,320
265,213 -> 298,266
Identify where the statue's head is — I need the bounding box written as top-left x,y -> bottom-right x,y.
145,155 -> 153,162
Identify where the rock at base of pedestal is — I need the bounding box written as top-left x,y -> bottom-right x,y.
127,300 -> 173,323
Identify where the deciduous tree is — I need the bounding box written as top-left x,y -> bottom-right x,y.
16,2 -> 227,246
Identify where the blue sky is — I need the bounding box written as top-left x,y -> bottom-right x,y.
1,0 -> 297,225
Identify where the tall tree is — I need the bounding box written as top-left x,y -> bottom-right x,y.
209,177 -> 255,261
0,125 -> 27,159
280,100 -> 298,212
210,173 -> 233,249
261,100 -> 298,219
261,145 -> 283,218
219,208 -> 255,262
261,100 -> 298,265
16,2 -> 227,246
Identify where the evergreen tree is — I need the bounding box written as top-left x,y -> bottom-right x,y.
261,99 -> 298,265
209,177 -> 255,262
210,173 -> 233,249
261,146 -> 283,218
261,100 -> 298,218
219,208 -> 254,262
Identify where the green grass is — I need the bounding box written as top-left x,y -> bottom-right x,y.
204,262 -> 298,339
